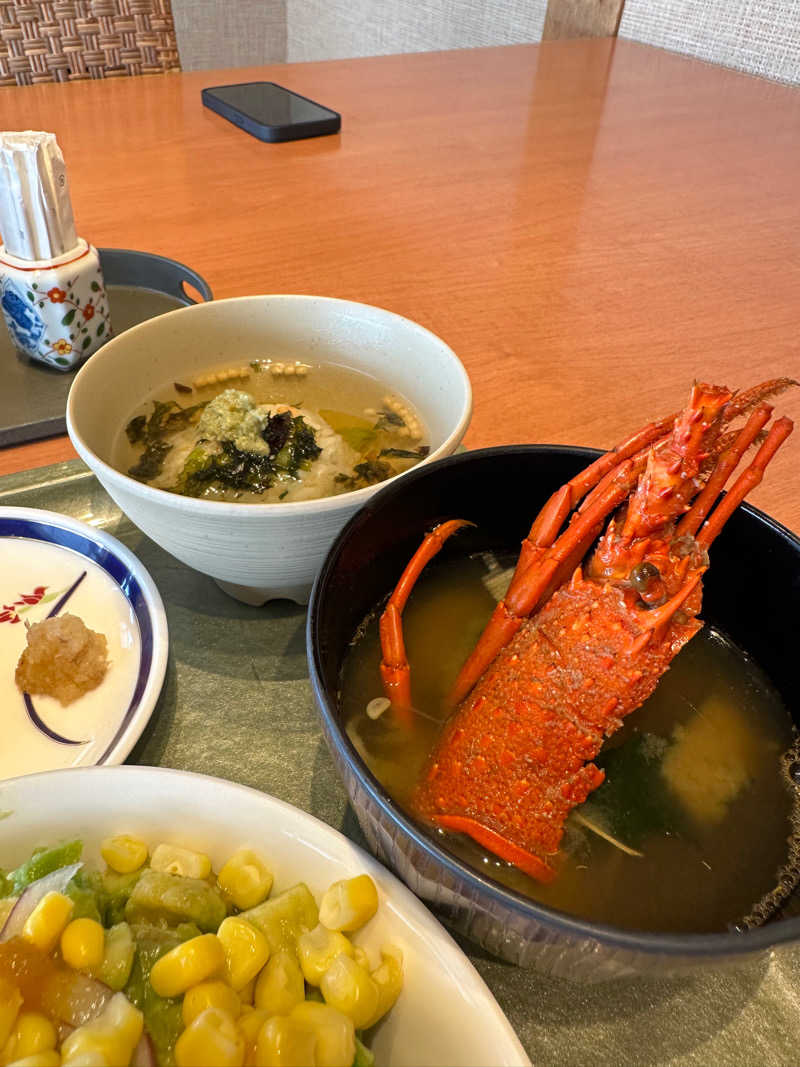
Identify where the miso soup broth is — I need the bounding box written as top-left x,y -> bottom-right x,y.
113,359 -> 430,503
341,552 -> 800,934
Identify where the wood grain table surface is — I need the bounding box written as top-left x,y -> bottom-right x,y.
1,38 -> 798,531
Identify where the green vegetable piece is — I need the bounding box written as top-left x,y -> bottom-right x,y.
239,883 -> 319,954
95,922 -> 135,991
9,840 -> 82,894
125,869 -> 227,932
353,1037 -> 376,1067
125,924 -> 188,1067
319,409 -> 377,454
103,869 -> 144,926
64,868 -> 103,924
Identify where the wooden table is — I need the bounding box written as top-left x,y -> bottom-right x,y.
1,38 -> 799,531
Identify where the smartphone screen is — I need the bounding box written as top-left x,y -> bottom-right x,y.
202,82 -> 340,141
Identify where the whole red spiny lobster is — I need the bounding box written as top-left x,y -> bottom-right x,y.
377,379 -> 795,883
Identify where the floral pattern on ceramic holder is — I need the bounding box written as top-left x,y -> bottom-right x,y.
0,238 -> 111,370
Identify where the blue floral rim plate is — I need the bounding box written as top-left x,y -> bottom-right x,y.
0,506 -> 168,779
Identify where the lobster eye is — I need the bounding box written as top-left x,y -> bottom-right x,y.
630,561 -> 660,592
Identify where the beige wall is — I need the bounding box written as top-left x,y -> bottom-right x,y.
285,0 -> 547,63
173,0 -> 286,70
619,0 -> 800,85
172,0 -> 546,69
172,0 -> 799,87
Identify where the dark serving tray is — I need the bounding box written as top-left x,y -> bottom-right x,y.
0,248 -> 213,447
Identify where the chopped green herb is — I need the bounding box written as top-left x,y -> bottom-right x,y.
261,410 -> 293,456
374,409 -> 405,430
335,457 -> 393,492
127,400 -> 206,482
129,440 -> 172,482
379,446 -> 431,460
125,415 -> 147,445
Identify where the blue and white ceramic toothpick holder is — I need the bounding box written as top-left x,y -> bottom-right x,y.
0,238 -> 111,370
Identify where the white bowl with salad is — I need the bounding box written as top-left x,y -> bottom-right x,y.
66,296 -> 471,605
0,766 -> 529,1067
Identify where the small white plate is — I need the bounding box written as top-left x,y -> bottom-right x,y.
0,506 -> 168,778
0,767 -> 531,1067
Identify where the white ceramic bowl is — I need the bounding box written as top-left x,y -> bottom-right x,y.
66,296 -> 471,604
0,766 -> 530,1067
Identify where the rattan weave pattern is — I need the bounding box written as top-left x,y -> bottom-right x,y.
0,0 -> 180,87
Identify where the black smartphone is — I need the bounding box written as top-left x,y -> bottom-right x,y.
201,82 -> 341,143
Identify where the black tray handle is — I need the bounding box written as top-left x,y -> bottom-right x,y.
97,248 -> 213,305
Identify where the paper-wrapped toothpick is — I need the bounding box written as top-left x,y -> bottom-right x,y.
0,130 -> 110,370
0,131 -> 78,260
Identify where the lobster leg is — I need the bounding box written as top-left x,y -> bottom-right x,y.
513,413 -> 676,581
696,416 -> 794,549
379,519 -> 471,710
448,458 -> 639,707
677,404 -> 773,537
434,814 -> 558,883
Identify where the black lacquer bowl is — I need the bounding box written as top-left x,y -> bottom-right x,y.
307,446 -> 800,980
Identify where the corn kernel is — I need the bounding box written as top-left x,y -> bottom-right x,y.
0,981 -> 23,1049
318,876 -> 378,933
352,946 -> 370,971
22,893 -> 74,953
175,1008 -> 245,1067
218,850 -> 274,910
320,955 -> 379,1029
237,1007 -> 269,1064
237,1007 -> 269,1043
100,834 -> 148,874
150,844 -> 212,880
1,1012 -> 57,1062
238,977 -> 255,1006
217,918 -> 269,992
361,947 -> 403,1029
290,1002 -> 355,1067
60,918 -> 105,972
253,951 -> 304,1016
297,924 -> 354,986
183,981 -> 241,1026
5,1052 -> 61,1067
150,934 -> 225,998
254,1016 -> 315,1067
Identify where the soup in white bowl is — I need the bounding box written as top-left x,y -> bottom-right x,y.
67,296 -> 471,604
